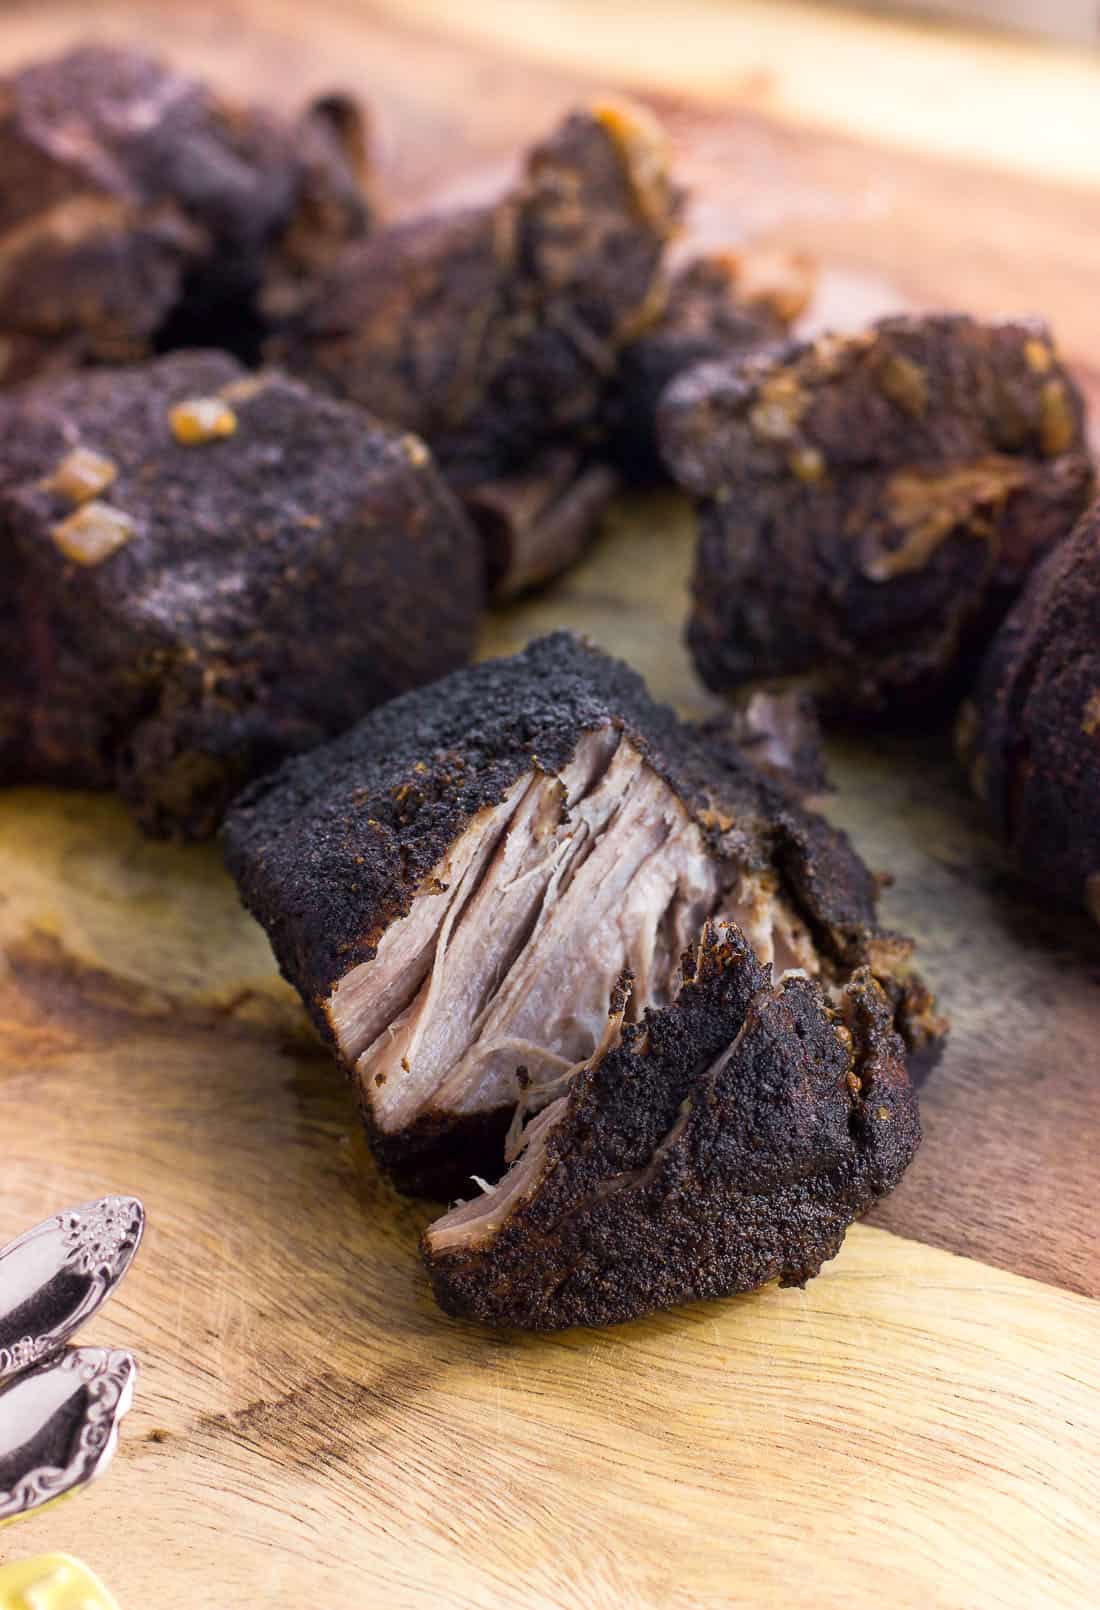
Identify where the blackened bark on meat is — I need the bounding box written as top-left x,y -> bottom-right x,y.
0,352 -> 482,838
957,502 -> 1100,923
603,250 -> 813,483
464,450 -> 620,599
267,101 -> 682,488
223,633 -> 941,1196
423,923 -> 920,1330
0,46 -> 372,380
660,314 -> 1094,717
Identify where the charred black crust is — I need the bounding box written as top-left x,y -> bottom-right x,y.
362,1100 -> 515,1201
959,503 -> 1100,918
423,924 -> 920,1330
0,352 -> 483,838
660,313 -> 1094,716
223,633 -> 942,1157
0,45 -> 371,380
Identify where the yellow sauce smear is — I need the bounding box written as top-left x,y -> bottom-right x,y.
0,1554 -> 121,1610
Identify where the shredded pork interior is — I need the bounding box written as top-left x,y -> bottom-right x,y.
327,729 -> 822,1185
427,1095 -> 571,1253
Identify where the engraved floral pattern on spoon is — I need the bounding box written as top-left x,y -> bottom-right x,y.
0,1199 -> 144,1384
0,1347 -> 137,1525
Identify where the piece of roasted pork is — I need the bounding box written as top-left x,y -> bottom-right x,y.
225,633 -> 941,1208
661,314 -> 1094,717
0,351 -> 482,838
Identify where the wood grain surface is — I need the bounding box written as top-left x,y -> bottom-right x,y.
2,3 -> 1099,1607
384,0 -> 1100,186
2,873 -> 1099,1609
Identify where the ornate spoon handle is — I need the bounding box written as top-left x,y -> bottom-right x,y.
0,1199 -> 144,1384
0,1346 -> 137,1527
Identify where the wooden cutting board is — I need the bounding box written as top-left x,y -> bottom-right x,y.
2,4 -> 1099,1606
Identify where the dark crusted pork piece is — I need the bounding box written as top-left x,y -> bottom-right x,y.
0,45 -> 372,381
269,100 -> 679,485
603,249 -> 814,483
661,314 -> 1094,717
0,351 -> 482,839
957,503 -> 1100,924
224,633 -> 940,1205
425,922 -> 919,1329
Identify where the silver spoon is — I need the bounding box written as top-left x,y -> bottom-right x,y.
0,1346 -> 137,1526
0,1197 -> 143,1525
0,1198 -> 144,1384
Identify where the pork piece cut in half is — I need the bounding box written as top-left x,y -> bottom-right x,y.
0,351 -> 482,839
425,923 -> 920,1329
224,633 -> 941,1199
661,314 -> 1094,717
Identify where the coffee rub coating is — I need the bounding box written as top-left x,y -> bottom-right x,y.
604,250 -> 813,483
660,314 -> 1094,716
224,633 -> 941,1194
957,504 -> 1100,923
0,45 -> 372,381
267,102 -> 681,489
0,352 -> 482,839
424,924 -> 919,1330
